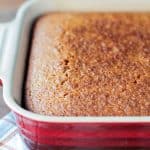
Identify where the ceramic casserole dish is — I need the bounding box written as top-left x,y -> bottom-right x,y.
0,0 -> 150,149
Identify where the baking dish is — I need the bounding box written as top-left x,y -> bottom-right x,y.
0,0 -> 150,149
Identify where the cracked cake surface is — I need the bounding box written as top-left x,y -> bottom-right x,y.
25,13 -> 150,116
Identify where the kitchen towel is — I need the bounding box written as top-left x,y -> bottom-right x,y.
0,113 -> 28,150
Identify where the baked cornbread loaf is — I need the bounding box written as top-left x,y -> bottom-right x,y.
25,13 -> 150,116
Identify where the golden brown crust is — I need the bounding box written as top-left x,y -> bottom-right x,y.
25,13 -> 150,116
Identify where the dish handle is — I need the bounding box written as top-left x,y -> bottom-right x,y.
0,23 -> 9,86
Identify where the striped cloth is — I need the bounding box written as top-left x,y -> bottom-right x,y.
0,113 -> 28,150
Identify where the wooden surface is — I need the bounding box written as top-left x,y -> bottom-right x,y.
0,0 -> 24,22
0,0 -> 23,10
0,0 -> 24,118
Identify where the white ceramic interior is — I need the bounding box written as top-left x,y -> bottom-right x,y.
0,0 -> 150,122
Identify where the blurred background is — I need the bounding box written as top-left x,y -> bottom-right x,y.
0,0 -> 24,118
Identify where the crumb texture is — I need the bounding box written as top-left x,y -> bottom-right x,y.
25,13 -> 150,116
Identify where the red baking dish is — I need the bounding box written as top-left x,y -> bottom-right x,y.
0,0 -> 150,149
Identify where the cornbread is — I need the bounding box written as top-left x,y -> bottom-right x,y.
25,13 -> 150,116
